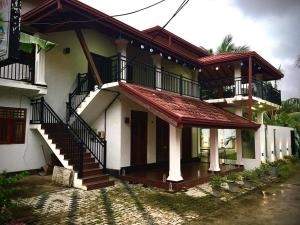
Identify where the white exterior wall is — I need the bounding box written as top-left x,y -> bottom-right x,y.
120,98 -> 157,167
92,97 -> 157,171
0,89 -> 51,172
41,30 -> 117,120
265,125 -> 293,162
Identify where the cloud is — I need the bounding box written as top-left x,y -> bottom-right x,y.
231,0 -> 300,99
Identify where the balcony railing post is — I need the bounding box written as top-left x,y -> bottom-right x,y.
153,65 -> 157,89
179,75 -> 183,95
117,53 -> 122,81
40,97 -> 44,124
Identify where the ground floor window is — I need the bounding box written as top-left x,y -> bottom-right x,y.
0,106 -> 26,144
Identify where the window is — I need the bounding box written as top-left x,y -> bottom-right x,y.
0,107 -> 26,144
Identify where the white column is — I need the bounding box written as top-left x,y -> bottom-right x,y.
152,54 -> 162,90
115,39 -> 128,81
234,64 -> 242,96
235,107 -> 243,165
34,34 -> 46,86
255,111 -> 266,162
167,124 -> 183,182
209,128 -> 220,172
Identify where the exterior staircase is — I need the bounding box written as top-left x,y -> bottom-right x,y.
31,98 -> 114,190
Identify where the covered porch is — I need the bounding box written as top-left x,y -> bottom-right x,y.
116,83 -> 259,190
120,162 -> 243,191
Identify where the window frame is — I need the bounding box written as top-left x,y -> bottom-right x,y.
0,106 -> 27,144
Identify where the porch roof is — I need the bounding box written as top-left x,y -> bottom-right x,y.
119,83 -> 260,129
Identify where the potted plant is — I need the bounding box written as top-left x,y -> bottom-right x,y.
225,173 -> 240,192
242,170 -> 257,188
209,175 -> 224,197
269,161 -> 278,176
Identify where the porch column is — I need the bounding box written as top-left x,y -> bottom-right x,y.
34,34 -> 46,86
256,111 -> 266,162
234,63 -> 242,96
235,107 -> 243,165
209,128 -> 221,172
167,124 -> 183,182
115,38 -> 128,81
152,54 -> 162,90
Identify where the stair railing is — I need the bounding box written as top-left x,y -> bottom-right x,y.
66,103 -> 106,169
69,73 -> 96,111
31,97 -> 84,178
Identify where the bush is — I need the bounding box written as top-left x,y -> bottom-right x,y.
241,170 -> 257,182
283,155 -> 298,164
225,173 -> 240,182
259,163 -> 272,176
276,164 -> 292,179
0,171 -> 28,224
209,175 -> 224,190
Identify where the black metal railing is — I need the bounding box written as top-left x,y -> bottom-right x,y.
31,97 -> 84,178
69,73 -> 96,111
200,76 -> 281,105
109,54 -> 201,98
0,52 -> 35,84
67,103 -> 106,169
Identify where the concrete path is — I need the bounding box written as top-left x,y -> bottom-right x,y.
189,171 -> 300,225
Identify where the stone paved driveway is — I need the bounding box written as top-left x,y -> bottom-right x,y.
17,180 -> 212,225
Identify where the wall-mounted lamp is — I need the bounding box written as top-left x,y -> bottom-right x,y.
124,117 -> 130,124
63,47 -> 70,54
215,66 -> 219,71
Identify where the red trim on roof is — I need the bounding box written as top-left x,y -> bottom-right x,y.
119,82 -> 260,129
143,26 -> 209,57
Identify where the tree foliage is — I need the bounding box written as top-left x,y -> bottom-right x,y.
216,34 -> 250,54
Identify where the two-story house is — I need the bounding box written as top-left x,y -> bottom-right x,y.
0,0 -> 296,191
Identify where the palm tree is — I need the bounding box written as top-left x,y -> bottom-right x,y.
216,34 -> 250,54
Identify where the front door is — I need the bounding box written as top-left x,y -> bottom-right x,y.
156,117 -> 169,163
181,127 -> 192,161
131,111 -> 148,166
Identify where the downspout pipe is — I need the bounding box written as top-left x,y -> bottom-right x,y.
104,91 -> 120,134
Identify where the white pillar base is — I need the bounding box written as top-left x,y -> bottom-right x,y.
167,124 -> 183,182
209,128 -> 221,172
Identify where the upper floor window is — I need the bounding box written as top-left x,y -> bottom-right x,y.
0,107 -> 26,144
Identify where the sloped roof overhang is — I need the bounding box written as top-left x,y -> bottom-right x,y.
118,82 -> 260,129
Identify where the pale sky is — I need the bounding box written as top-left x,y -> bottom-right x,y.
79,0 -> 300,100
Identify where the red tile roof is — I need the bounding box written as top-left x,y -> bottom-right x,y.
119,83 -> 260,129
198,51 -> 283,78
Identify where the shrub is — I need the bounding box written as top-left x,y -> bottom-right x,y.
225,173 -> 240,182
0,171 -> 28,224
276,164 -> 292,179
241,170 -> 257,182
209,175 -> 224,190
260,163 -> 272,176
283,155 -> 298,164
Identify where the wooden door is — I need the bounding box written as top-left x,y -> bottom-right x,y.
156,117 -> 169,163
181,127 -> 192,161
131,111 -> 148,166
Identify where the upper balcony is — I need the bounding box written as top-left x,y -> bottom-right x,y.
92,54 -> 281,106
0,50 -> 47,95
201,76 -> 281,105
